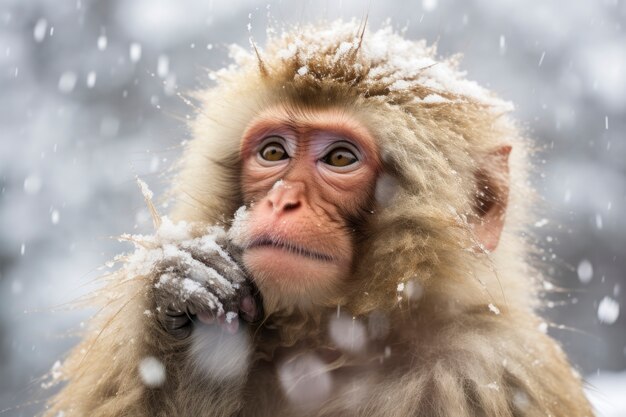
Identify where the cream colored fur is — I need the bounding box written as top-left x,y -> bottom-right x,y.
44,21 -> 594,417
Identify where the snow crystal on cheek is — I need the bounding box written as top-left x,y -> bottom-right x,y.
278,353 -> 332,409
271,179 -> 285,190
138,356 -> 166,387
329,314 -> 367,352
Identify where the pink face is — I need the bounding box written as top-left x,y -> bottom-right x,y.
239,106 -> 380,307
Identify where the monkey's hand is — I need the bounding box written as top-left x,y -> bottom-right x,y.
123,218 -> 260,340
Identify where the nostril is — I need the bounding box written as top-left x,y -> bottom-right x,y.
282,201 -> 301,211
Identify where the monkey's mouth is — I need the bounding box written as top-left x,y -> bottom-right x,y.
247,237 -> 334,263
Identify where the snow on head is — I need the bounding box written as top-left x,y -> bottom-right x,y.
138,356 -> 166,387
223,20 -> 513,113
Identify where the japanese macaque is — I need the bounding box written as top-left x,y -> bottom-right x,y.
44,21 -> 594,417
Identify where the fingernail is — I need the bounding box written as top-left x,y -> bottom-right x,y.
197,311 -> 215,325
242,296 -> 256,315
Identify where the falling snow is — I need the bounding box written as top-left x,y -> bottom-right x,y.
97,35 -> 107,50
278,353 -> 332,408
422,0 -> 438,12
51,209 -> 60,224
138,356 -> 166,387
58,72 -> 77,93
577,259 -> 593,284
33,18 -> 48,42
597,297 -> 620,324
157,55 -> 169,78
130,43 -> 142,62
2,3 -> 625,415
86,71 -> 97,88
23,174 -> 42,195
329,314 -> 367,352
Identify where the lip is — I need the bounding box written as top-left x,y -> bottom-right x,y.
247,236 -> 334,262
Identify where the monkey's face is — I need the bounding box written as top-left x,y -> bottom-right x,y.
236,106 -> 379,310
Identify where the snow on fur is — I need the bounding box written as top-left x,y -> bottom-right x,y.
117,216 -> 240,315
222,20 -> 513,112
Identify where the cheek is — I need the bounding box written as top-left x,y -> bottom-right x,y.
318,169 -> 378,209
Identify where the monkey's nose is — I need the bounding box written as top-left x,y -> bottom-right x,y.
267,181 -> 305,214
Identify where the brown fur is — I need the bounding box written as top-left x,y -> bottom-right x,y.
44,21 -> 594,417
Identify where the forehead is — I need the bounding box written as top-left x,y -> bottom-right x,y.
240,104 -> 379,153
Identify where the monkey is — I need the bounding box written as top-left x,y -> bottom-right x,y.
43,20 -> 594,417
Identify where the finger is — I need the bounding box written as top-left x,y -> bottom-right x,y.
239,295 -> 258,322
184,246 -> 248,290
170,325 -> 192,340
197,311 -> 216,325
162,312 -> 192,340
223,318 -> 239,334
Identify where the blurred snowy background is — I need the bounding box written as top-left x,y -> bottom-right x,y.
0,0 -> 624,415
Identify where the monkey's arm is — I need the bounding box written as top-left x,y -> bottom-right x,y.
44,220 -> 256,417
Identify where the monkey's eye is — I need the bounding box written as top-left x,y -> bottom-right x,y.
322,147 -> 359,168
259,142 -> 288,162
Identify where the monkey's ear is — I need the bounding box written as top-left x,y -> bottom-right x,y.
470,145 -> 512,252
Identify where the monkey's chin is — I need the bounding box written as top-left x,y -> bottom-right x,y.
243,247 -> 346,311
